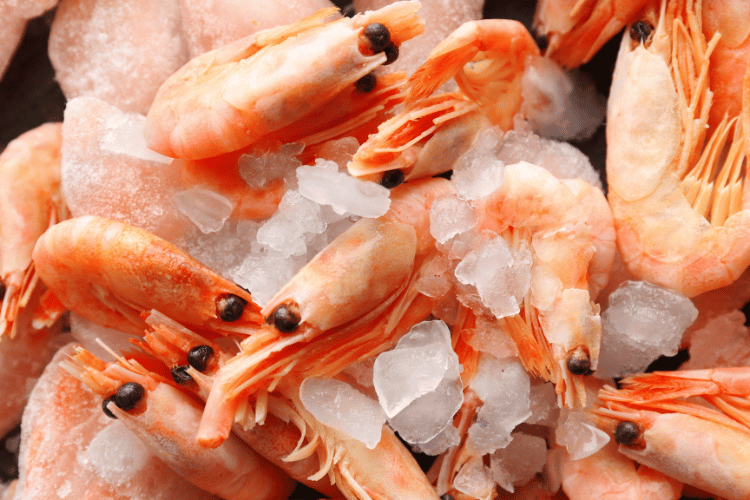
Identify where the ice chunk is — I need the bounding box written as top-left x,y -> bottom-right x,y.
556,409 -> 609,460
316,137 -> 360,169
521,56 -> 606,142
48,0 -> 188,114
429,194 -> 477,244
451,126 -> 506,200
454,456 -> 495,500
233,249 -> 306,307
495,130 -> 602,189
299,377 -> 385,449
463,314 -> 518,359
61,97 -> 186,241
100,112 -> 172,164
69,314 -> 141,360
455,237 -> 533,318
526,381 -> 560,426
342,357 -> 376,389
412,424 -> 460,456
490,432 -> 548,492
596,281 -> 698,379
238,143 -> 304,189
468,355 -> 531,454
297,160 -> 391,217
684,310 -> 750,369
173,187 -> 235,234
256,189 -> 328,257
81,421 -> 151,487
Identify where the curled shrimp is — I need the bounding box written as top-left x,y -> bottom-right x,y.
348,19 -> 540,183
469,162 -> 615,406
32,215 -> 263,336
592,368 -> 750,500
198,177 -> 452,448
63,344 -> 293,500
606,0 -> 750,297
0,122 -> 64,337
144,2 -> 424,160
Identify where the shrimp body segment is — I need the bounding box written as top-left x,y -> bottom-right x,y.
592,368 -> 750,500
144,2 -> 424,160
32,216 -> 263,336
607,0 -> 750,297
0,122 -> 64,337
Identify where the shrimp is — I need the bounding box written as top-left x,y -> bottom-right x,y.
32,215 -> 264,336
533,0 -> 650,68
560,440 -> 683,500
468,162 -> 616,406
347,19 -> 540,183
198,177 -> 453,448
62,345 -> 293,500
0,122 -> 64,338
16,343 -> 222,500
144,2 -> 424,160
591,368 -> 750,500
606,0 -> 750,297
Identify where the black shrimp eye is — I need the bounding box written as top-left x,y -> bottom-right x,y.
171,365 -> 193,385
440,495 -> 455,500
102,395 -> 118,419
187,345 -> 214,372
216,293 -> 247,322
614,420 -> 641,446
566,347 -> 593,376
115,382 -> 145,411
383,42 -> 399,65
380,170 -> 404,189
534,32 -> 549,52
363,23 -> 391,53
268,303 -> 301,333
356,73 -> 377,93
629,21 -> 653,43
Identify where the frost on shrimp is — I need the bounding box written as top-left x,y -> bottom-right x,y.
198,178 -> 453,448
0,123 -> 64,338
144,1 -> 424,160
606,0 -> 750,298
32,216 -> 263,337
591,368 -> 750,500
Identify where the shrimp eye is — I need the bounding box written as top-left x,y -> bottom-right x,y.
187,345 -> 214,372
356,73 -> 377,93
115,382 -> 145,411
383,43 -> 399,65
380,170 -> 404,189
363,23 -> 391,53
171,365 -> 193,384
629,21 -> 653,43
102,395 -> 118,419
440,495 -> 455,500
534,32 -> 549,51
217,293 -> 247,322
269,303 -> 301,333
566,347 -> 593,376
0,282 -> 5,300
614,421 -> 640,446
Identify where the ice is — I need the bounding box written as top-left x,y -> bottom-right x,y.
299,377 -> 385,449
454,237 -> 533,318
81,421 -> 151,487
257,190 -> 327,257
69,314 -> 142,360
297,160 -> 391,217
233,249 -> 306,307
238,143 -> 304,190
429,194 -> 478,244
526,381 -> 560,427
495,130 -> 602,189
374,320 -> 463,445
61,97 -> 187,241
451,126 -> 506,200
490,432 -> 548,492
100,112 -> 172,164
684,310 -> 750,369
463,314 -> 518,359
316,137 -> 360,169
173,187 -> 235,234
342,357 -> 376,389
453,456 -> 495,500
468,355 -> 531,454
596,281 -> 698,379
521,56 -> 606,142
415,275 -> 452,298
48,0 -> 188,114
556,409 -> 609,460
412,424 -> 460,456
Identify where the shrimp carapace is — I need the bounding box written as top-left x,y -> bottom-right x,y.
607,0 -> 750,298
32,216 -> 263,337
144,1 -> 424,160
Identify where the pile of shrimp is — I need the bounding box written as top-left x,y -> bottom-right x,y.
2,0 -> 750,499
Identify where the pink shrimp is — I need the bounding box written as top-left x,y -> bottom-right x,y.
144,2 -> 424,160
0,123 -> 65,338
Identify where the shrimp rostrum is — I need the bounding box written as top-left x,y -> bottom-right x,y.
607,0 -> 750,297
592,368 -> 750,500
144,1 -> 424,160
